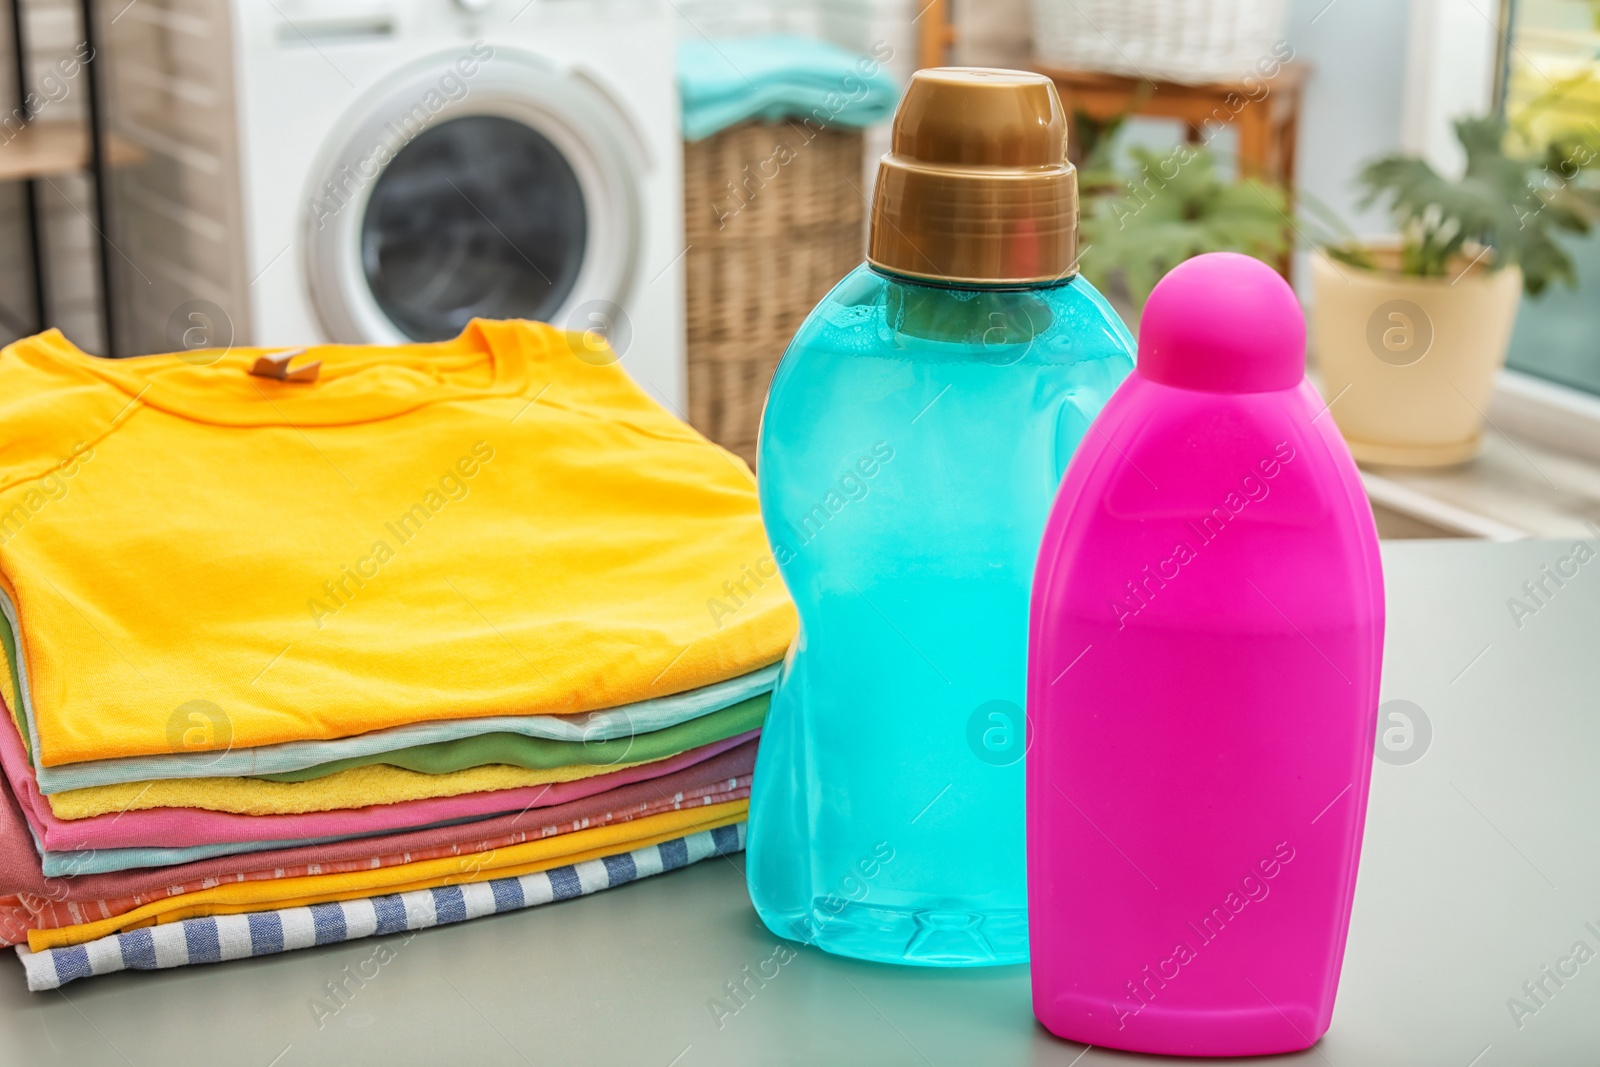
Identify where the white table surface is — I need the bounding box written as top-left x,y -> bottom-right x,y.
0,539 -> 1594,1066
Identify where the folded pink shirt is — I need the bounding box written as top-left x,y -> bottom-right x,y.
0,704 -> 759,851
0,738 -> 757,904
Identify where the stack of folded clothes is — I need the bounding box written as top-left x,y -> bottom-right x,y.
0,320 -> 795,989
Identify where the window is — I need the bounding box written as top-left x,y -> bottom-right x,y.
1500,0 -> 1600,395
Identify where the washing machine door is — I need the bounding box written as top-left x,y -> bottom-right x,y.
305,49 -> 643,344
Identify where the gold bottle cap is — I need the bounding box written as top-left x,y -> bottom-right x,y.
868,67 -> 1079,287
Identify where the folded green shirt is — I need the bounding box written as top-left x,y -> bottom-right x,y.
251,693 -> 768,782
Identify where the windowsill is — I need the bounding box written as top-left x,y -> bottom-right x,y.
1351,370 -> 1600,541
1490,369 -> 1600,466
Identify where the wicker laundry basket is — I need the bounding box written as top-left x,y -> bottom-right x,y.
684,122 -> 866,467
1031,0 -> 1288,85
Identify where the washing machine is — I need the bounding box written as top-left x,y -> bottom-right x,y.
100,0 -> 684,408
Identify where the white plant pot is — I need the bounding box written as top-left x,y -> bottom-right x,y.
1310,247 -> 1523,467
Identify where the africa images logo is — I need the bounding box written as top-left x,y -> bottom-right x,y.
1112,842 -> 1297,1031
1110,443 -> 1296,630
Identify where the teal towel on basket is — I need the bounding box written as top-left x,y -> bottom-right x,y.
677,35 -> 899,141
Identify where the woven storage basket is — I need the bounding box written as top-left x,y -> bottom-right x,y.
1031,0 -> 1288,84
684,121 -> 865,466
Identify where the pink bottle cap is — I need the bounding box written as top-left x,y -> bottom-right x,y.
1135,252 -> 1305,394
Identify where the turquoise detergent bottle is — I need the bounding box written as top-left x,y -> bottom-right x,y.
746,68 -> 1135,966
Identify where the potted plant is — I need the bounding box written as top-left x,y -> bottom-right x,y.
1309,115 -> 1600,467
1078,142 -> 1292,322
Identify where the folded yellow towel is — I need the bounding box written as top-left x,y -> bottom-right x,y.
45,751 -> 662,820
0,321 -> 794,766
29,801 -> 747,950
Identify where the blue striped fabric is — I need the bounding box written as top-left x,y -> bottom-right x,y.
16,824 -> 745,991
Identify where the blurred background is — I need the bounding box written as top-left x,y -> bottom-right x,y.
1,0 -> 1597,537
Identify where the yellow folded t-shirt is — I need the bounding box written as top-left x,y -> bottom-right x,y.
30,801 -> 747,950
0,321 -> 795,767
45,751 -> 665,820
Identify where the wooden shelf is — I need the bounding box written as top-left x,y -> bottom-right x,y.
0,122 -> 143,183
1032,59 -> 1310,182
1032,59 -> 1311,281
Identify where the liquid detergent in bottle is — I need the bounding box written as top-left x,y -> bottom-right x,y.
1027,253 -> 1384,1054
746,68 -> 1136,966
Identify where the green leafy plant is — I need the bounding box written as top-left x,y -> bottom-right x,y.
1070,86 -> 1153,194
1071,108 -> 1130,195
1320,115 -> 1600,295
1079,144 -> 1292,307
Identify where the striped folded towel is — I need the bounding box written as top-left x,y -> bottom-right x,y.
17,823 -> 744,991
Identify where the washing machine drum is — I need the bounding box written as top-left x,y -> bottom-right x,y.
306,51 -> 644,344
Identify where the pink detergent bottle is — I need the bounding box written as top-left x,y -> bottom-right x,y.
1027,253 -> 1384,1057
